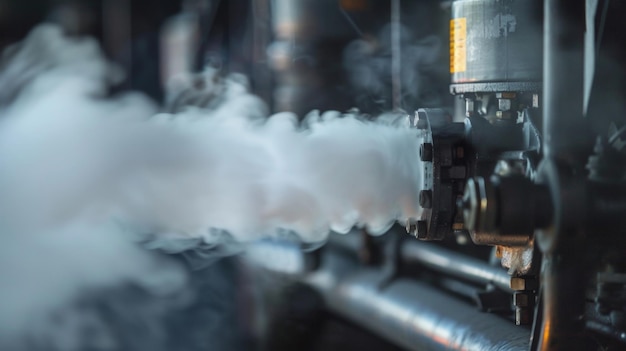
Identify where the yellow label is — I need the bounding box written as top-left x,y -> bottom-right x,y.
450,18 -> 467,73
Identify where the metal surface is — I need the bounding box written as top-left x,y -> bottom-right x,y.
536,1 -> 594,349
306,253 -> 530,351
542,0 -> 591,162
408,108 -> 468,240
327,231 -> 513,292
462,174 -> 551,246
401,240 -> 513,293
450,81 -> 542,94
450,0 -> 543,86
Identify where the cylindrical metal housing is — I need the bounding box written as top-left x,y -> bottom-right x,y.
449,0 -> 543,94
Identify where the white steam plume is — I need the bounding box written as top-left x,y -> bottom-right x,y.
0,25 -> 422,348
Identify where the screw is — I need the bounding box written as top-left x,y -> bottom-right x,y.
419,143 -> 433,162
419,190 -> 433,208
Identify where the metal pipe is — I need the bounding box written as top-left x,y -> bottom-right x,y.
327,232 -> 512,291
306,254 -> 530,351
401,240 -> 513,293
539,1 -> 595,349
542,0 -> 591,163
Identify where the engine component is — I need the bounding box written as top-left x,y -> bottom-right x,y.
449,0 -> 543,94
406,108 -> 469,240
402,0 -> 545,333
461,173 -> 551,246
405,0 -> 544,244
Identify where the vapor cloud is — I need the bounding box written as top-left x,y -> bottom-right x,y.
0,25 -> 422,349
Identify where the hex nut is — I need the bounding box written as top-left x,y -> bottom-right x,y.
514,292 -> 530,307
419,190 -> 433,208
420,143 -> 433,162
510,277 -> 538,291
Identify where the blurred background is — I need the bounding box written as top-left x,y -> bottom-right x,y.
0,1 -> 450,350
0,0 -> 451,113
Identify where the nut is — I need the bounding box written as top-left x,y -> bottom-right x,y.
510,277 -> 538,291
498,98 -> 512,111
419,143 -> 433,162
513,292 -> 530,307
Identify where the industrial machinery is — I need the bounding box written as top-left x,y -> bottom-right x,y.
2,1 -> 626,351
264,1 -> 626,350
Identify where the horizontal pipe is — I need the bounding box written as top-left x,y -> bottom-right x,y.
326,231 -> 512,292
401,241 -> 513,293
306,254 -> 530,351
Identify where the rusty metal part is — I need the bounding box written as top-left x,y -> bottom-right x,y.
500,244 -> 535,275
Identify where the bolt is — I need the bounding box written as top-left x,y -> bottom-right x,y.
465,99 -> 475,117
510,277 -> 538,291
510,277 -> 525,290
419,190 -> 433,208
452,223 -> 465,230
498,98 -> 512,111
495,92 -> 516,99
419,143 -> 433,162
515,307 -> 532,325
513,292 -> 530,307
532,94 -> 539,108
415,220 -> 428,239
405,219 -> 417,235
496,110 -> 512,119
415,110 -> 428,129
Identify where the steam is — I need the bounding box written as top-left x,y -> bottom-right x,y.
0,25 -> 422,349
343,23 -> 444,110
